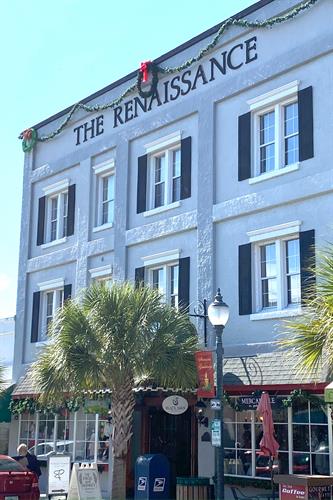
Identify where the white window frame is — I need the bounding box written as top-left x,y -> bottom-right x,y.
42,180 -> 70,247
248,81 -> 300,184
247,221 -> 302,321
142,249 -> 180,306
93,160 -> 115,232
89,265 -> 113,286
144,131 -> 182,216
38,278 -> 65,341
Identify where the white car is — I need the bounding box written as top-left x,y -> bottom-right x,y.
28,440 -> 73,461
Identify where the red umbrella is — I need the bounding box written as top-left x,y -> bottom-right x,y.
257,392 -> 280,458
257,392 -> 280,500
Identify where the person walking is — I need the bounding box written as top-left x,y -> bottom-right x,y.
14,444 -> 42,478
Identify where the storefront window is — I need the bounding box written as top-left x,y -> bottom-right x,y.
222,396 -> 330,479
292,399 -> 328,475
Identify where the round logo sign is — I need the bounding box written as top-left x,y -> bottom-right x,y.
162,395 -> 188,415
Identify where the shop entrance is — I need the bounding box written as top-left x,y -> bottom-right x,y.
149,407 -> 192,492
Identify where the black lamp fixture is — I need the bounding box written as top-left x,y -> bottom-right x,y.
194,399 -> 208,427
208,288 -> 230,500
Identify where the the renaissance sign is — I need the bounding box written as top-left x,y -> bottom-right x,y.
73,36 -> 258,145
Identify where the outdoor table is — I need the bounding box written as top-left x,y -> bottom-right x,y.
274,474 -> 333,500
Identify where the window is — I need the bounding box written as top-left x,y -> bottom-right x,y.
246,81 -> 300,181
150,146 -> 181,210
42,288 -> 64,339
247,221 -> 302,317
150,263 -> 179,307
256,99 -> 299,176
137,133 -> 191,215
89,265 -> 113,288
47,190 -> 69,242
93,160 -> 115,231
258,238 -> 300,311
38,180 -> 75,247
37,278 -> 65,341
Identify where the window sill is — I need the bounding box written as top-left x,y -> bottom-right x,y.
250,307 -> 302,321
249,163 -> 300,185
144,201 -> 181,217
92,222 -> 114,233
41,237 -> 67,249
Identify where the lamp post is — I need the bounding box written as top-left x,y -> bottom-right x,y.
208,288 -> 230,500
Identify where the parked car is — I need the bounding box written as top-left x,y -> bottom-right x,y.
0,454 -> 40,500
28,440 -> 73,462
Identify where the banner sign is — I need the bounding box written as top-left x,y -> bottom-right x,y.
280,484 -> 306,500
195,351 -> 215,398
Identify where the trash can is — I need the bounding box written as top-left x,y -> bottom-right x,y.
274,474 -> 333,500
176,477 -> 210,500
135,454 -> 170,500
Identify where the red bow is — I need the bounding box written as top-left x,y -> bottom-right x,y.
140,61 -> 151,83
22,129 -> 32,140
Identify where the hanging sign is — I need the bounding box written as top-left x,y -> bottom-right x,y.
48,454 -> 71,497
67,463 -> 102,500
195,351 -> 215,398
162,395 -> 188,415
324,381 -> 333,403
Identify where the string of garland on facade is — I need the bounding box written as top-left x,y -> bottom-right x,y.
19,0 -> 319,153
9,389 -> 324,415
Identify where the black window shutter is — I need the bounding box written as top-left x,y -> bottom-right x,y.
31,291 -> 41,343
179,257 -> 190,311
239,243 -> 252,315
180,137 -> 192,200
137,155 -> 148,214
37,196 -> 46,246
67,184 -> 76,236
135,267 -> 145,288
238,112 -> 251,181
300,229 -> 315,304
298,86 -> 314,161
64,284 -> 72,302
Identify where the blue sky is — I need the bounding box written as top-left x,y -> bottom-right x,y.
0,0 -> 253,318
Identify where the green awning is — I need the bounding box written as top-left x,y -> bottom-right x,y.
0,385 -> 14,423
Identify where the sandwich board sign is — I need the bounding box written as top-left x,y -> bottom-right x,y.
48,454 -> 71,497
67,463 -> 102,500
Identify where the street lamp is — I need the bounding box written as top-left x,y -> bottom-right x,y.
208,288 -> 229,500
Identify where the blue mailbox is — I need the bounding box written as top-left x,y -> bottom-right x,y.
135,454 -> 170,500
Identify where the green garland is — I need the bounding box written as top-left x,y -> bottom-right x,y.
222,389 -> 324,412
18,0 -> 319,151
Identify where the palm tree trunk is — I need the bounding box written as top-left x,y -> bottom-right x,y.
111,457 -> 127,500
110,376 -> 136,500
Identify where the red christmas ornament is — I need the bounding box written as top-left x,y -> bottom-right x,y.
140,61 -> 151,82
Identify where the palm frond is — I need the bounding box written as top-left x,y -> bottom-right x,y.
280,244 -> 333,376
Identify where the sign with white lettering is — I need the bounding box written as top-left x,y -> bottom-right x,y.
162,395 -> 188,415
280,484 -> 306,500
211,419 -> 221,447
48,454 -> 71,496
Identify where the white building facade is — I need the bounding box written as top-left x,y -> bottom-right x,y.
11,0 -> 333,494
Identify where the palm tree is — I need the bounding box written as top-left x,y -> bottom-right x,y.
280,244 -> 333,376
31,282 -> 199,500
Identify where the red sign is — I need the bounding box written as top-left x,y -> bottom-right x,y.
195,351 -> 215,398
280,484 -> 306,500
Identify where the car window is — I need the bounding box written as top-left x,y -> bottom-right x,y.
0,458 -> 24,471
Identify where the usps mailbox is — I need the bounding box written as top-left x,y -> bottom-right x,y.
135,454 -> 170,500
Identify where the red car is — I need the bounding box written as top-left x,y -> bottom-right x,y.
0,455 -> 40,500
